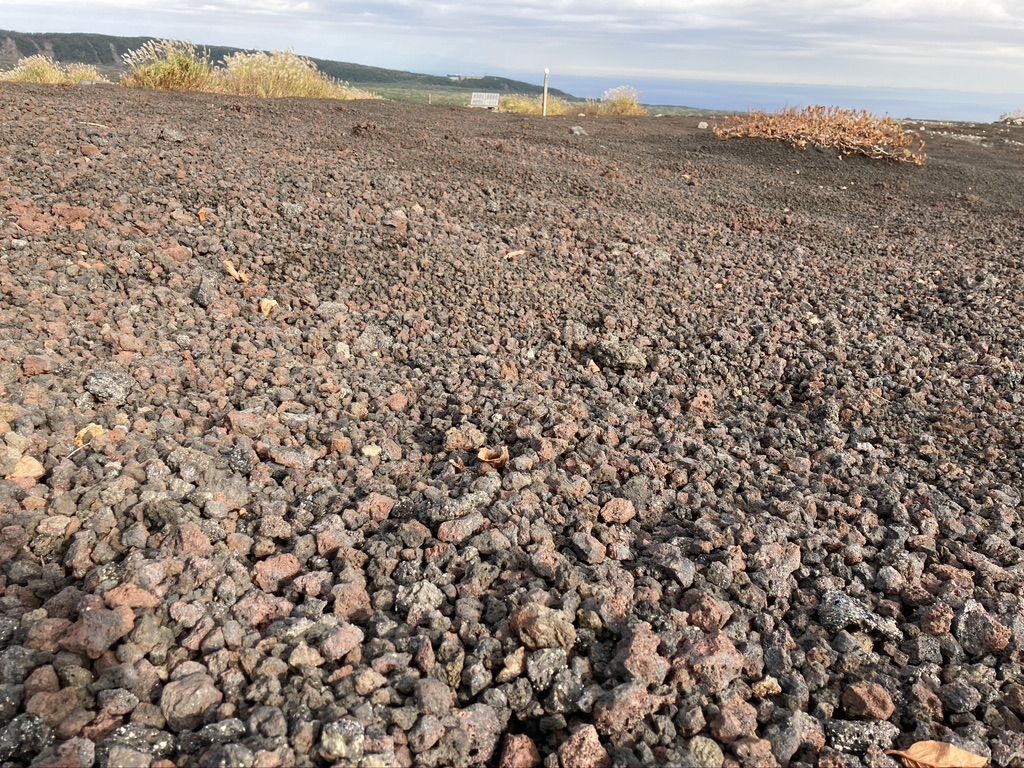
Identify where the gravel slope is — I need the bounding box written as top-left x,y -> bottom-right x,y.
1,82 -> 1023,767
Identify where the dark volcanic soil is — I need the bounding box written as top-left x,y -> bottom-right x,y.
1,82 -> 1023,768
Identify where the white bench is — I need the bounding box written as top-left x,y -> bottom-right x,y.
470,92 -> 501,110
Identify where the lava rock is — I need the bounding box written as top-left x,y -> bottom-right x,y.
83,366 -> 134,404
159,674 -> 224,732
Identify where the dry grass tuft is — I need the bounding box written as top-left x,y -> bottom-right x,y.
599,86 -> 648,116
120,40 -> 377,100
500,85 -> 648,117
714,105 -> 927,165
65,63 -> 109,83
211,50 -> 377,100
0,55 -> 108,85
121,40 -> 214,91
499,94 -> 578,116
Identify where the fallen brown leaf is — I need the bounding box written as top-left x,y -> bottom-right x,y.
223,259 -> 251,283
887,741 -> 988,768
74,423 -> 106,447
259,298 -> 278,317
478,446 -> 510,468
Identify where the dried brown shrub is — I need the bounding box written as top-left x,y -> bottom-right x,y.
714,105 -> 927,165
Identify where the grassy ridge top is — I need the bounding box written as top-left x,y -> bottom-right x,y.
0,29 -> 574,98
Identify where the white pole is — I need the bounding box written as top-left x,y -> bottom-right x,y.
542,68 -> 550,117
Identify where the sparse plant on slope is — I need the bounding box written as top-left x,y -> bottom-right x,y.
121,39 -> 214,91
212,50 -> 377,100
496,94 -> 530,113
714,105 -> 927,165
65,63 -> 108,83
1,55 -> 65,85
499,86 -> 648,117
498,94 -> 577,115
600,85 -> 648,116
120,41 -> 377,100
0,55 -> 107,85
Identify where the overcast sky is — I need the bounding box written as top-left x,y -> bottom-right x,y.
5,0 -> 1024,102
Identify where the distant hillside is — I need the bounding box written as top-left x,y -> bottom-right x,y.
0,30 -> 180,74
0,29 -> 573,98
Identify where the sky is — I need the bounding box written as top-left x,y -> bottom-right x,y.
5,0 -> 1024,119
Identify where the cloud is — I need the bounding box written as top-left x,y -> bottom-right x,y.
4,0 -> 1024,99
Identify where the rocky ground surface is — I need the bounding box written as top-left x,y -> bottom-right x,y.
0,82 -> 1023,767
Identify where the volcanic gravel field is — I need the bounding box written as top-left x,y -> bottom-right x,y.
1,82 -> 1024,768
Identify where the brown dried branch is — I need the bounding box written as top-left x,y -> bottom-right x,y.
714,105 -> 927,165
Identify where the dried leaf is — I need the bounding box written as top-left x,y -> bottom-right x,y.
223,259 -> 251,283
477,446 -> 510,468
260,298 -> 278,317
887,741 -> 988,768
198,208 -> 208,223
588,359 -> 601,374
74,423 -> 106,447
449,457 -> 466,473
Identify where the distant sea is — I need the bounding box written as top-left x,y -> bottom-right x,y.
542,75 -> 1022,123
